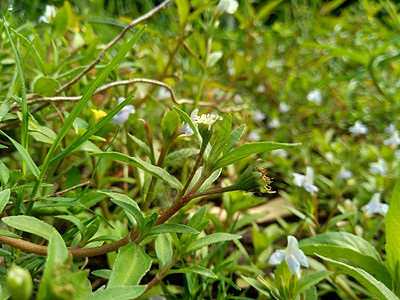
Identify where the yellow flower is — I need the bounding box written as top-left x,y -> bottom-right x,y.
91,109 -> 107,121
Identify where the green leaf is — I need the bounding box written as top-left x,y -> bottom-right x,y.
175,0 -> 190,27
50,96 -> 134,164
224,124 -> 245,154
92,152 -> 183,190
0,161 -> 9,187
33,77 -> 59,96
240,276 -> 271,297
149,224 -> 199,235
319,255 -> 399,300
300,232 -> 390,288
91,269 -> 112,279
208,51 -> 223,68
128,133 -> 152,160
161,109 -> 180,141
211,142 -> 299,171
185,233 -> 241,254
0,130 -> 39,178
109,198 -> 144,230
39,27 -> 145,185
164,148 -> 199,166
108,244 -> 152,287
207,114 -> 232,168
155,234 -> 173,268
168,265 -> 217,278
386,182 -> 400,295
0,189 -> 10,213
295,270 -> 332,295
173,106 -> 201,143
254,0 -> 283,21
3,216 -> 57,240
86,286 -> 146,300
55,215 -> 86,239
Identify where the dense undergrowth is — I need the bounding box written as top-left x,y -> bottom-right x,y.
0,0 -> 400,299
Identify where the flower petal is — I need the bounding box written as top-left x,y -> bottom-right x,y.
268,250 -> 285,265
286,254 -> 301,278
293,173 -> 305,187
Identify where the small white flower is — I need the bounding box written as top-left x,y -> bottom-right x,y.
38,5 -> 57,23
253,110 -> 266,122
369,158 -> 387,175
194,113 -> 220,130
349,121 -> 368,135
181,109 -> 198,136
257,84 -> 266,93
293,167 -> 319,195
268,118 -> 280,129
112,97 -> 136,125
384,123 -> 396,133
307,89 -> 322,104
279,102 -> 290,113
338,167 -> 353,180
216,0 -> 239,14
247,131 -> 260,142
271,149 -> 288,158
268,235 -> 309,278
233,94 -> 243,104
8,5 -> 13,12
157,88 -> 170,99
384,131 -> 400,148
361,193 -> 388,218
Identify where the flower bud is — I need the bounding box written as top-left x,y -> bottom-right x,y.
233,161 -> 273,193
7,264 -> 33,300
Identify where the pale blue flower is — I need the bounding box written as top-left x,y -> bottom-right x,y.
257,84 -> 266,93
112,97 -> 136,125
267,118 -> 280,129
384,123 -> 396,133
233,94 -> 243,104
216,0 -> 239,14
268,235 -> 309,278
369,158 -> 386,175
293,167 -> 319,195
253,110 -> 266,122
338,167 -> 353,180
39,5 -> 57,23
279,102 -> 290,113
247,131 -> 260,142
271,149 -> 288,158
157,88 -> 170,99
384,131 -> 400,148
181,109 -> 198,135
361,193 -> 388,218
349,121 -> 368,135
307,89 -> 322,104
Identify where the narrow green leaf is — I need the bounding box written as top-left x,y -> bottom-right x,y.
128,133 -> 152,159
108,244 -> 152,287
161,109 -> 180,141
50,96 -> 134,164
295,270 -> 332,295
91,269 -> 112,279
173,106 -> 201,142
3,216 -> 57,240
0,189 -> 10,213
224,124 -> 245,154
207,114 -> 232,168
212,142 -> 299,171
185,233 -> 241,254
33,76 -> 59,96
164,148 -> 199,166
109,198 -> 144,230
39,27 -> 145,184
168,265 -> 217,278
175,0 -> 190,27
55,215 -> 86,238
87,286 -> 146,300
240,276 -> 271,297
386,182 -> 400,295
0,130 -> 39,178
149,224 -> 199,235
155,234 -> 173,268
92,152 -> 183,190
254,0 -> 283,21
0,160 -> 10,186
319,255 -> 399,300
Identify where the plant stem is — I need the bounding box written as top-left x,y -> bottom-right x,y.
182,145 -> 206,195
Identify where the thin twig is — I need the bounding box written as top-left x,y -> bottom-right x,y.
44,181 -> 91,198
55,0 -> 173,95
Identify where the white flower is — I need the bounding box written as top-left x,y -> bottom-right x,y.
257,84 -> 266,93
271,149 -> 288,158
216,0 -> 239,14
384,131 -> 400,148
279,102 -> 290,113
268,235 -> 309,278
349,121 -> 368,135
361,193 -> 388,218
253,110 -> 266,122
293,167 -> 319,195
233,94 -> 243,104
181,109 -> 198,135
384,123 -> 396,133
194,113 -> 220,130
369,158 -> 387,175
157,88 -> 170,99
307,89 -> 322,104
38,5 -> 57,23
247,131 -> 260,142
112,97 -> 136,125
268,118 -> 280,129
338,167 -> 353,180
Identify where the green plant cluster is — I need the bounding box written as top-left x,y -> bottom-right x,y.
0,0 -> 400,299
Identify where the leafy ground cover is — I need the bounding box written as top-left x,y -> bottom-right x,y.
0,0 -> 400,299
